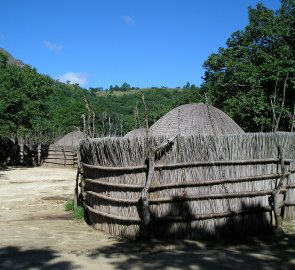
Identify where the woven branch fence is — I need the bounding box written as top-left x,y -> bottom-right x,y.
78,132 -> 295,240
41,145 -> 77,167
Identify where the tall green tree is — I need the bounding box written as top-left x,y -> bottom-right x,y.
0,55 -> 54,137
202,0 -> 295,132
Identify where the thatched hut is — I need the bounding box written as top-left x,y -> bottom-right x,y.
42,131 -> 86,167
149,103 -> 245,137
124,128 -> 147,139
53,131 -> 86,147
78,131 -> 295,240
78,105 -> 295,239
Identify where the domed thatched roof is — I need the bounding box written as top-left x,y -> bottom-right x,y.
149,103 -> 245,137
54,131 -> 86,146
124,128 -> 147,139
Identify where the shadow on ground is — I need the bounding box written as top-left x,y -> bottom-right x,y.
87,232 -> 295,270
0,246 -> 77,270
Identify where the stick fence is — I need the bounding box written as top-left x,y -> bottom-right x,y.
78,132 -> 295,239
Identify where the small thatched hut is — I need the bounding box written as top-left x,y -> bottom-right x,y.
124,128 -> 147,139
42,131 -> 86,167
53,131 -> 86,147
149,103 -> 245,137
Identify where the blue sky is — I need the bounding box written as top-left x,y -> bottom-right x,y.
1,0 -> 281,89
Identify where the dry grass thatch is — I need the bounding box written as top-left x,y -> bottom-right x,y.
54,131 -> 86,147
78,132 -> 295,240
149,103 -> 245,137
124,128 -> 147,139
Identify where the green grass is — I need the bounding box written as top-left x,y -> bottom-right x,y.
65,200 -> 74,211
73,206 -> 84,220
64,200 -> 84,220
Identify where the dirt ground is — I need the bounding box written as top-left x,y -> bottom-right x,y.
1,167 -> 295,270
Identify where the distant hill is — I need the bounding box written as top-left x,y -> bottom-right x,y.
47,82 -> 196,136
0,47 -> 25,67
0,47 -> 200,137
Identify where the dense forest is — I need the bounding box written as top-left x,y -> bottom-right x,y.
0,0 -> 294,142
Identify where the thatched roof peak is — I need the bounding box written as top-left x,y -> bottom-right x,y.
54,131 -> 86,146
149,103 -> 245,137
124,128 -> 148,138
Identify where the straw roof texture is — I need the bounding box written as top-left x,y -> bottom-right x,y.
53,131 -> 86,146
124,128 -> 147,138
149,103 -> 245,137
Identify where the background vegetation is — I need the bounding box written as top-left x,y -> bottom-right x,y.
200,0 -> 295,132
0,0 -> 294,141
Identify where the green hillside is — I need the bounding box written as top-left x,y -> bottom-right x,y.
46,82 -> 195,136
0,49 -> 199,139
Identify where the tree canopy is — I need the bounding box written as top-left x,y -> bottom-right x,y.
201,0 -> 295,132
0,52 -> 191,140
0,54 -> 54,137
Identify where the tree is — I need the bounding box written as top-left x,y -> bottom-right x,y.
0,58 -> 54,137
183,82 -> 190,89
202,0 -> 295,132
120,82 -> 131,91
0,51 -> 8,68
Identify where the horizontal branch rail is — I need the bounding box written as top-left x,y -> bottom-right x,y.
86,190 -> 139,205
85,203 -> 274,223
81,162 -> 146,172
148,189 -> 287,204
48,149 -> 76,153
152,206 -> 273,222
284,202 -> 295,206
81,158 -> 286,172
84,178 -> 143,190
84,173 -> 287,191
85,189 -> 287,205
149,174 -> 287,191
84,204 -> 141,223
42,161 -> 75,165
155,158 -> 289,169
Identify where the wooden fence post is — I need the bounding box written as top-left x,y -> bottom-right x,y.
272,145 -> 286,230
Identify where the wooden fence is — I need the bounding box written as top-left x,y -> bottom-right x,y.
41,145 -> 77,167
78,133 -> 295,240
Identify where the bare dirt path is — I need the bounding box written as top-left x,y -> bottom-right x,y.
1,167 -> 295,270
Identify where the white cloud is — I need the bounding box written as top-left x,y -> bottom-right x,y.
57,72 -> 88,86
123,15 -> 135,26
44,41 -> 64,53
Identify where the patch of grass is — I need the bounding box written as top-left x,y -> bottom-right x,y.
64,200 -> 84,220
73,206 -> 84,220
65,200 -> 74,211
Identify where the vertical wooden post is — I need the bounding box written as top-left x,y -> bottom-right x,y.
74,145 -> 83,209
61,146 -> 66,167
140,149 -> 155,239
74,170 -> 80,209
272,145 -> 286,230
